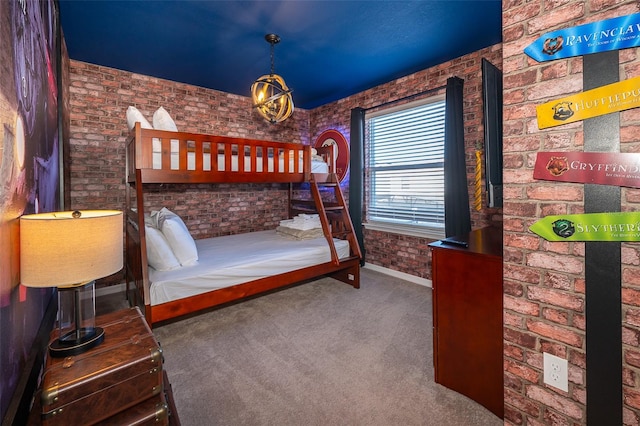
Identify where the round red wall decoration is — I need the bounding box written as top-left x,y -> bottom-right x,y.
314,129 -> 350,182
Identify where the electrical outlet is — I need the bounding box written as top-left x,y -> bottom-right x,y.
543,352 -> 568,392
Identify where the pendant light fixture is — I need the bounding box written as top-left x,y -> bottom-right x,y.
251,34 -> 294,124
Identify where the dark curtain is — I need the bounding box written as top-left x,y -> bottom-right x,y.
349,108 -> 365,263
444,76 -> 471,237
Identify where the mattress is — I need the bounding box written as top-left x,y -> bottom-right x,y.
151,139 -> 328,173
149,229 -> 349,305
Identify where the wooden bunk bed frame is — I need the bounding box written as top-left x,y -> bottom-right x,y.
125,123 -> 362,326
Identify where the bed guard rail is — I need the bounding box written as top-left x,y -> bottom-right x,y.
126,123 -> 314,184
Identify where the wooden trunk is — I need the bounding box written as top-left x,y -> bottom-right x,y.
41,308 -> 163,425
94,392 -> 168,426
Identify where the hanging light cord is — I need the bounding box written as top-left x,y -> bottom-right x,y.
270,41 -> 275,76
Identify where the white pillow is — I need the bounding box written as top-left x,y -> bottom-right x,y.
156,208 -> 198,266
153,107 -> 178,131
126,106 -> 153,131
149,209 -> 169,229
145,226 -> 181,271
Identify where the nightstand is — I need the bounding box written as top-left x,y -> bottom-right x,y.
29,307 -> 180,425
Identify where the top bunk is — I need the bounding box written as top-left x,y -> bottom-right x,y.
126,122 -> 335,185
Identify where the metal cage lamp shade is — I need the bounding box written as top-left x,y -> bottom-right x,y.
251,34 -> 294,124
20,210 -> 123,357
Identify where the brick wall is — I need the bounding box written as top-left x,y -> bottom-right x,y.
310,45 -> 503,280
68,62 -> 311,221
68,62 -> 310,284
502,0 -> 640,424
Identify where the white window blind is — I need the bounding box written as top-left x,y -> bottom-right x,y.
366,97 -> 446,236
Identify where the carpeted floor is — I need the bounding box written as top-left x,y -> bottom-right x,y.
148,268 -> 503,426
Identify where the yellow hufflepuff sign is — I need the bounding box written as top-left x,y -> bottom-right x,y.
536,76 -> 640,129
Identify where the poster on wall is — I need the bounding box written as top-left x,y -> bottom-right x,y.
533,151 -> 640,188
525,13 -> 640,62
314,129 -> 350,183
0,0 -> 60,420
530,212 -> 640,242
536,76 -> 640,129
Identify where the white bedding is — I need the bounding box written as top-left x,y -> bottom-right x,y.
149,229 -> 349,305
151,139 -> 328,173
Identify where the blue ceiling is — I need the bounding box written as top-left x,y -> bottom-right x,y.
58,0 -> 502,110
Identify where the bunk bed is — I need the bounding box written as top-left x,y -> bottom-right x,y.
125,123 -> 362,326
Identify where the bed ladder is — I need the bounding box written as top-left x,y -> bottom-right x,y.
290,175 -> 362,266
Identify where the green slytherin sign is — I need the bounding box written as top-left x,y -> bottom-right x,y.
530,212 -> 640,241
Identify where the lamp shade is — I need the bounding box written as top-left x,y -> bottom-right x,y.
20,210 -> 123,288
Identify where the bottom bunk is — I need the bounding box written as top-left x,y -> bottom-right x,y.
126,223 -> 360,326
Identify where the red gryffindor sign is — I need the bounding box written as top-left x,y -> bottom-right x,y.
534,151 -> 640,188
314,129 -> 349,182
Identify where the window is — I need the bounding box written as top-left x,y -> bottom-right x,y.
365,96 -> 446,239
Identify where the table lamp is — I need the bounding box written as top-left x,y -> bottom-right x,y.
20,210 -> 123,357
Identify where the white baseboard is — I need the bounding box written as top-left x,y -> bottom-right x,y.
96,282 -> 126,297
363,263 -> 432,288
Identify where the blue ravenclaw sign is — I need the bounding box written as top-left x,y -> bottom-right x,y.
525,13 -> 640,62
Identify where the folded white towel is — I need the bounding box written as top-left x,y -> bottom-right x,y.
279,214 -> 321,230
294,214 -> 319,221
276,226 -> 324,240
279,220 -> 320,231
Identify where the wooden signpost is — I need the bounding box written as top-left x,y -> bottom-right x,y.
525,12 -> 640,423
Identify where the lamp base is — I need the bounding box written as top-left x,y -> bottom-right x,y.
49,326 -> 104,357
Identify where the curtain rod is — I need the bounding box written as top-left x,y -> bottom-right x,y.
363,83 -> 448,112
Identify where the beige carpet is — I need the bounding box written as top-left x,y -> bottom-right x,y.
152,268 -> 503,426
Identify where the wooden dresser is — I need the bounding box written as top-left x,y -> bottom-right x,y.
429,226 -> 503,419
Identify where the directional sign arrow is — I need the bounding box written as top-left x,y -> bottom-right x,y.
533,151 -> 640,188
525,13 -> 640,62
536,77 -> 640,129
530,212 -> 640,242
